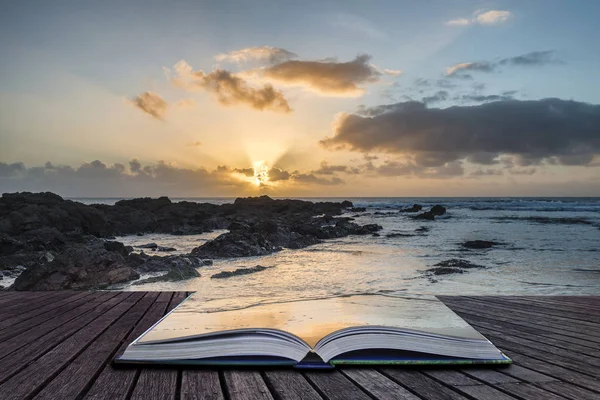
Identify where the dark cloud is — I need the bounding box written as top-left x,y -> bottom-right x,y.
291,173 -> 344,185
312,161 -> 360,175
470,168 -> 503,177
453,93 -> 516,103
215,46 -> 298,65
261,54 -> 381,96
321,98 -> 600,167
422,91 -> 449,105
499,50 -> 562,66
447,50 -> 562,78
267,167 -> 291,182
130,92 -> 168,120
509,168 -> 537,175
172,61 -> 291,113
0,162 -> 25,177
374,159 -> 464,178
0,159 -> 344,197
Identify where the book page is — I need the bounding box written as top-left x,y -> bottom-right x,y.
137,294 -> 485,348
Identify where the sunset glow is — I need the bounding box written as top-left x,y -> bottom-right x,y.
1,1 -> 599,197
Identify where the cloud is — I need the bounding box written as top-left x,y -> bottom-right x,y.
373,159 -> 464,179
320,98 -> 600,167
475,10 -> 513,25
291,173 -> 345,185
453,93 -> 516,103
129,92 -> 168,120
446,51 -> 562,77
186,141 -> 202,147
422,90 -> 449,105
383,69 -> 402,76
470,168 -> 503,177
446,62 -> 494,76
0,159 -> 348,197
312,161 -> 360,175
260,54 -> 381,97
171,60 -> 291,113
215,46 -> 297,65
499,50 -> 562,66
447,10 -> 512,26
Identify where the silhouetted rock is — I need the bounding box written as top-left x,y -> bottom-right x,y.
157,246 -> 177,252
104,241 -> 130,257
132,256 -> 206,284
415,212 -> 435,220
211,265 -> 271,279
386,232 -> 415,238
350,207 -> 367,212
423,259 -> 486,278
415,226 -> 430,233
136,243 -> 158,249
400,204 -> 422,213
462,240 -> 499,249
430,205 -> 447,216
192,231 -> 280,258
13,243 -> 139,290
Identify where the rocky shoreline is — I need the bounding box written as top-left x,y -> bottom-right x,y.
0,192 -> 384,290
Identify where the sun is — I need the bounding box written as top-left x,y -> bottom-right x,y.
252,161 -> 269,186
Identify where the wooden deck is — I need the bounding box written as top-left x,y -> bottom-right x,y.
0,293 -> 598,400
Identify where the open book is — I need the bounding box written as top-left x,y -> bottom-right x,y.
116,294 -> 511,368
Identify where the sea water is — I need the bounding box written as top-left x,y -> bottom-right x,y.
75,197 -> 600,308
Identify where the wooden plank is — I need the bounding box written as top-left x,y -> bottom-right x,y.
0,291 -> 106,359
495,365 -> 557,383
263,370 -> 322,400
341,368 -> 419,399
33,292 -> 160,400
303,370 -> 371,400
130,369 -> 178,400
421,369 -> 481,386
128,292 -> 181,400
0,291 -> 68,316
497,348 -> 600,393
475,329 -> 600,373
453,311 -> 600,357
0,291 -> 89,333
466,296 -> 600,324
442,299 -> 600,344
540,381 -> 600,400
379,369 -> 470,400
223,370 -> 274,400
459,368 -> 521,385
0,292 -> 129,384
495,382 -> 574,400
0,292 -> 145,400
444,297 -> 600,333
487,296 -> 600,317
181,370 -> 224,400
84,293 -> 173,400
453,385 -> 518,400
447,304 -> 600,350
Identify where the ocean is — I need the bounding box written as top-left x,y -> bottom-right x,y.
74,197 -> 600,309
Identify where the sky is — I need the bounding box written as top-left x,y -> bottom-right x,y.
1,0 -> 600,197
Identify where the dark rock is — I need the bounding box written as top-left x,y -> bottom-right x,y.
350,207 -> 366,212
415,226 -> 430,233
462,240 -> 498,249
191,231 -> 279,259
133,256 -> 204,284
136,233 -> 144,236
430,205 -> 446,216
0,234 -> 24,256
136,243 -> 158,249
341,200 -> 353,208
372,233 -> 380,237
157,246 -> 177,252
423,259 -> 486,277
415,212 -> 435,220
135,254 -> 212,273
104,241 -> 130,257
434,259 -> 486,269
13,243 -> 139,290
386,232 -> 415,238
211,265 -> 272,279
400,204 -> 422,213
